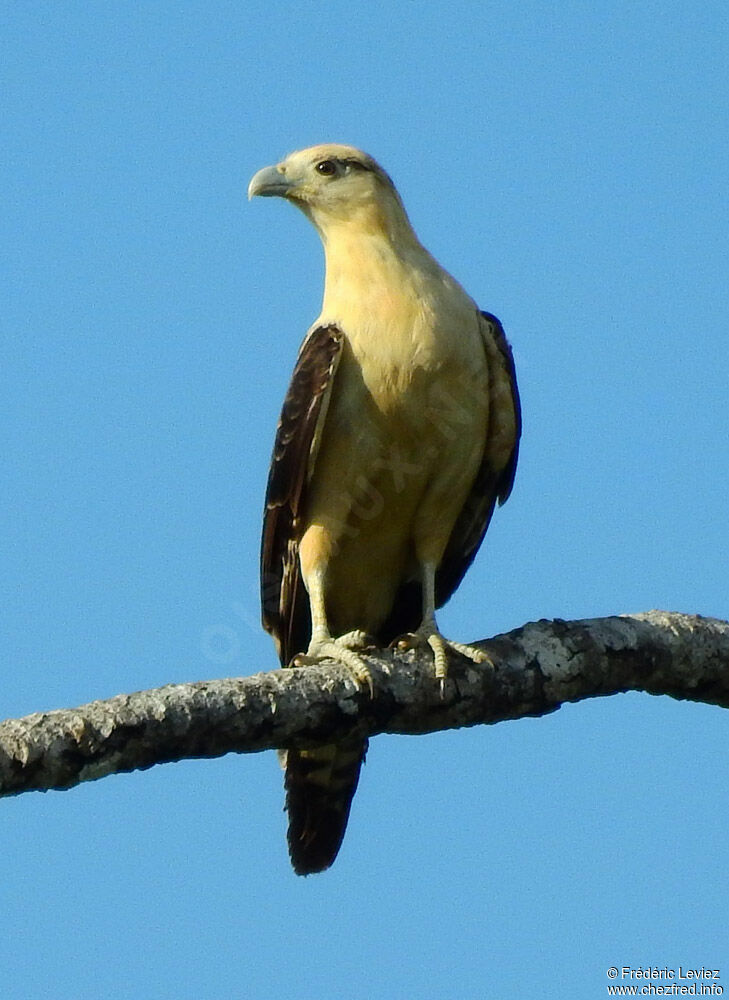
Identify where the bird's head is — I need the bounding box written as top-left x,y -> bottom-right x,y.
248,144 -> 410,241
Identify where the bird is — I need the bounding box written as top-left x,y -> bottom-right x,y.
248,144 -> 521,875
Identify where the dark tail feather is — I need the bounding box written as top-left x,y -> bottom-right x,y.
283,737 -> 368,875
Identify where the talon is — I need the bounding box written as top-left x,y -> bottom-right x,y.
352,663 -> 375,699
337,629 -> 375,651
409,618 -> 495,683
426,633 -> 449,681
448,641 -> 494,668
391,632 -> 419,652
304,637 -> 375,699
291,653 -> 321,667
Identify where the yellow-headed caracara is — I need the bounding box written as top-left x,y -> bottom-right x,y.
248,144 -> 521,875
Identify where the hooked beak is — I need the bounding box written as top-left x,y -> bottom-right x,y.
247,164 -> 294,200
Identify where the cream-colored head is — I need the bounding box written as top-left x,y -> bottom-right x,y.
248,144 -> 412,242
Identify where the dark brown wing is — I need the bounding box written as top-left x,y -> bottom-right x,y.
260,324 -> 344,665
261,324 -> 366,876
435,310 -> 521,606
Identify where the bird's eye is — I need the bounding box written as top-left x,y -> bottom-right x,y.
316,160 -> 337,176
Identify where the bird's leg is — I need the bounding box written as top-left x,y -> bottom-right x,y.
397,561 -> 492,687
293,568 -> 374,696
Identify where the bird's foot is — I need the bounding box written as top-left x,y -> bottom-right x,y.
394,625 -> 492,691
293,632 -> 374,697
332,629 -> 373,652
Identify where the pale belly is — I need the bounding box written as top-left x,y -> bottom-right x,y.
298,344 -> 489,636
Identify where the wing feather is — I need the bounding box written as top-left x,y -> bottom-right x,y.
435,311 -> 521,606
260,324 -> 344,665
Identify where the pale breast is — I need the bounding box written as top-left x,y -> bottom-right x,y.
303,285 -> 489,630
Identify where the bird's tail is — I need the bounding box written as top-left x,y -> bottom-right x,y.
282,737 -> 368,875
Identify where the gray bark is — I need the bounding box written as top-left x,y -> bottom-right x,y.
1,610 -> 727,798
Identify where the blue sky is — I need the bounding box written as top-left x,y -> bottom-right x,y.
2,3 -> 728,997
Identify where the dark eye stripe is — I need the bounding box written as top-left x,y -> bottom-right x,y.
340,158 -> 371,172
315,157 -> 373,177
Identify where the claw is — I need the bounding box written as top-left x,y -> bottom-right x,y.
392,624 -> 493,685
297,636 -> 374,698
426,632 -> 450,682
390,632 -> 419,652
447,640 -> 494,669
336,629 -> 375,651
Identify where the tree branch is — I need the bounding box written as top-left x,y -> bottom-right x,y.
2,611 -> 727,798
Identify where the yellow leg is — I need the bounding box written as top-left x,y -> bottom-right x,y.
398,561 -> 492,687
294,568 -> 374,696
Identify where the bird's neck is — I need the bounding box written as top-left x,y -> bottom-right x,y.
317,209 -> 432,318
